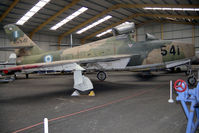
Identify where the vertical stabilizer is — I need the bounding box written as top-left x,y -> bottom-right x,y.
4,24 -> 44,57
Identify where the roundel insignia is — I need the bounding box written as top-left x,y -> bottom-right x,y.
44,55 -> 53,63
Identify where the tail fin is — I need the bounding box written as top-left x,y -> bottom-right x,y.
4,24 -> 44,57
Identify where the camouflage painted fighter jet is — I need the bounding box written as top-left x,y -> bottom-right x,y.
0,23 -> 196,95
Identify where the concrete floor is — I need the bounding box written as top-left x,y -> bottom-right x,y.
0,71 -> 196,133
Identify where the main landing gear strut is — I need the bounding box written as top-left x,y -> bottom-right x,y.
186,62 -> 197,86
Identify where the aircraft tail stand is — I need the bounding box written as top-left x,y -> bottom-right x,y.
71,65 -> 94,96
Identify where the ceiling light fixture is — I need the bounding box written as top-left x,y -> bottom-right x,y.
50,7 -> 88,30
76,15 -> 112,34
143,7 -> 199,11
16,0 -> 51,25
96,29 -> 112,37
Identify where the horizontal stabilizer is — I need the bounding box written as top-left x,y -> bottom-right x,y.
0,46 -> 33,51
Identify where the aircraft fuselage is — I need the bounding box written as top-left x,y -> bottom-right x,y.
16,34 -> 195,69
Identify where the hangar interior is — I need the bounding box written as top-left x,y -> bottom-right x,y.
0,0 -> 199,61
0,23 -> 199,60
0,0 -> 199,133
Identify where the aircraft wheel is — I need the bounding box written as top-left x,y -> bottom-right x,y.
176,67 -> 181,73
97,71 -> 106,81
187,75 -> 197,86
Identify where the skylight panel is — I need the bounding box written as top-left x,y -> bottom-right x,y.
16,0 -> 50,25
76,15 -> 112,34
30,6 -> 41,12
172,8 -> 183,11
50,7 -> 88,30
143,7 -> 199,12
36,1 -> 48,7
67,15 -> 76,20
60,19 -> 69,24
96,29 -> 112,37
24,12 -> 35,17
20,16 -> 30,21
72,11 -> 82,16
16,20 -> 25,25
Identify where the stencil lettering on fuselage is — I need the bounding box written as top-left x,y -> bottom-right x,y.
44,55 -> 53,63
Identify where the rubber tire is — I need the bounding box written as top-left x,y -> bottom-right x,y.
187,75 -> 197,86
176,67 -> 181,73
97,71 -> 106,81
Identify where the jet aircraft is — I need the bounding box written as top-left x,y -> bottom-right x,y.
0,23 -> 196,95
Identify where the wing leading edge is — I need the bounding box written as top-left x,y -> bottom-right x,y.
0,54 -> 133,74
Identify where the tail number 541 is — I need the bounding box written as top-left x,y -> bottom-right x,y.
161,45 -> 180,56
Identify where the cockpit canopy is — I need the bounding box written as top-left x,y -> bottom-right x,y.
112,22 -> 135,36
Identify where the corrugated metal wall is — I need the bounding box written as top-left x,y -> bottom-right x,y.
137,23 -> 198,47
0,30 -> 11,61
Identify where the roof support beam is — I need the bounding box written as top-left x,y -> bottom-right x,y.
29,0 -> 81,38
81,13 -> 199,43
58,4 -> 199,43
0,0 -> 19,22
